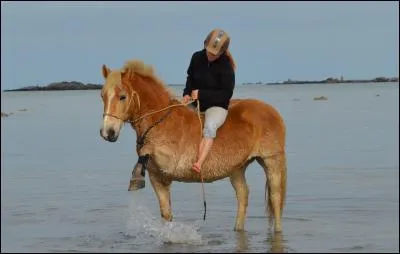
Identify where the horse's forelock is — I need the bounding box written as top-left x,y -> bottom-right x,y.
105,71 -> 123,90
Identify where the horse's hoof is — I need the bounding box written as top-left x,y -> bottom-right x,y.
234,227 -> 245,232
274,224 -> 282,233
128,178 -> 145,191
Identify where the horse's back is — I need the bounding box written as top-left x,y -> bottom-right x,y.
186,97 -> 286,149
228,98 -> 285,131
225,98 -> 286,158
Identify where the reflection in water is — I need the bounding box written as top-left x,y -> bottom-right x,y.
266,231 -> 287,253
235,231 -> 249,252
234,230 -> 289,253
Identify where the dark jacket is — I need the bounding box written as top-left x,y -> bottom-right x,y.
183,49 -> 235,112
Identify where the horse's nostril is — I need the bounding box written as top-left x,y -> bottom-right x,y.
100,128 -> 103,137
108,129 -> 115,139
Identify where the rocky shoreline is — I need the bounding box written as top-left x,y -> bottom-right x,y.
3,77 -> 398,92
263,76 -> 398,85
1,109 -> 28,118
3,81 -> 102,92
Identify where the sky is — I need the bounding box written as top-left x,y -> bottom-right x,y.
1,1 -> 399,90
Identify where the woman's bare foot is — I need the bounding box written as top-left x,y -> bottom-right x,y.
192,162 -> 201,173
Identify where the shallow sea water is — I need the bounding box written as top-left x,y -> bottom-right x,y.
1,82 -> 398,252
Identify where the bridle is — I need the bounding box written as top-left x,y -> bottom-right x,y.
102,89 -> 201,128
102,90 -> 138,124
102,90 -> 198,150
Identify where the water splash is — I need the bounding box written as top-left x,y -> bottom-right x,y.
124,197 -> 204,245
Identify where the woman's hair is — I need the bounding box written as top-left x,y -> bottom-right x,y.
204,29 -> 236,71
224,49 -> 236,71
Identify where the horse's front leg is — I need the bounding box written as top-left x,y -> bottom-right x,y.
148,170 -> 173,222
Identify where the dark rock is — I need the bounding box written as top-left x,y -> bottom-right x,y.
4,82 -> 103,92
314,96 -> 328,101
1,112 -> 14,117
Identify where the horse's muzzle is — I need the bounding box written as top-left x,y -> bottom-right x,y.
100,128 -> 118,142
107,136 -> 118,143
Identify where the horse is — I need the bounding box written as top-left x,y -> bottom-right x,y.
99,59 -> 287,233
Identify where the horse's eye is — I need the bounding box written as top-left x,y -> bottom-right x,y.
120,95 -> 126,100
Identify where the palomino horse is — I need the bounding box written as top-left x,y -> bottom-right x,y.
99,59 -> 287,232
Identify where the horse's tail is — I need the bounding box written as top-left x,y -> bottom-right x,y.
277,155 -> 287,217
261,151 -> 287,228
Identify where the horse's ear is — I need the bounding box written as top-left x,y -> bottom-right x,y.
102,64 -> 110,79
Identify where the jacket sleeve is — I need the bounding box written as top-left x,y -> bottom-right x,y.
198,62 -> 235,104
183,53 -> 195,97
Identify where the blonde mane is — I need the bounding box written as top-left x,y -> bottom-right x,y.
121,59 -> 175,99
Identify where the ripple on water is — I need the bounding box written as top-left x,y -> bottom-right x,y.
125,202 -> 204,246
333,244 -> 374,252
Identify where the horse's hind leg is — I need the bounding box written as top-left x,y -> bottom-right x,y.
257,154 -> 287,232
230,161 -> 251,231
148,170 -> 173,222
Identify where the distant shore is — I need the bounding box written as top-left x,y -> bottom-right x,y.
3,77 -> 399,92
249,76 -> 399,85
3,81 -> 103,92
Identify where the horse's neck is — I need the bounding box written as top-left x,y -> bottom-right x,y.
130,96 -> 174,138
131,98 -> 201,144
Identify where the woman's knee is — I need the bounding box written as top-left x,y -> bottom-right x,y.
203,108 -> 228,138
203,122 -> 218,138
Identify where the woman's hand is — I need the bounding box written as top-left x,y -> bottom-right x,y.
191,90 -> 199,100
182,95 -> 191,104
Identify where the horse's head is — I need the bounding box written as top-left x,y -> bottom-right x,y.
99,59 -> 174,142
99,64 -> 137,142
